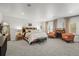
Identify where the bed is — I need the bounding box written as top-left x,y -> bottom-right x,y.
25,30 -> 48,45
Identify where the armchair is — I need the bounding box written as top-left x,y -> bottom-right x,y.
62,33 -> 75,42
48,32 -> 56,38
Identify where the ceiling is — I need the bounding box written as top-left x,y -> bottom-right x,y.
0,3 -> 79,22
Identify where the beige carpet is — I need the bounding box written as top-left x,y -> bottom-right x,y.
6,38 -> 79,56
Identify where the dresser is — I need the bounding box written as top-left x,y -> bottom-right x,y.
0,36 -> 7,56
55,28 -> 65,38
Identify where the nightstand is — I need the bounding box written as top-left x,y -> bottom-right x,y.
16,32 -> 23,40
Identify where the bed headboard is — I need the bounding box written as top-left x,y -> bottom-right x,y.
22,26 -> 37,33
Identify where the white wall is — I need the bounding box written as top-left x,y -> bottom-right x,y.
0,13 -> 3,23
57,18 -> 65,28
3,16 -> 41,40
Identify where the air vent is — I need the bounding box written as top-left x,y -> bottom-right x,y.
27,4 -> 31,7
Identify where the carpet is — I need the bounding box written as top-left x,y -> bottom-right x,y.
6,38 -> 79,56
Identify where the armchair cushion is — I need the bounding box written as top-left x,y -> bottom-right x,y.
48,32 -> 56,38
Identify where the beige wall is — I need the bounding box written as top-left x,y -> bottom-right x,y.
41,21 -> 54,33
41,22 -> 48,33
69,16 -> 79,34
53,19 -> 57,31
41,16 -> 79,34
64,17 -> 70,33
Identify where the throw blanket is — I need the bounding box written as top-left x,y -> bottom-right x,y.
25,31 -> 48,44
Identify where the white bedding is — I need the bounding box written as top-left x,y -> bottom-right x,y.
25,31 -> 47,44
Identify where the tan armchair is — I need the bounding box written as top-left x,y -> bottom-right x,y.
48,32 -> 56,38
62,33 -> 75,42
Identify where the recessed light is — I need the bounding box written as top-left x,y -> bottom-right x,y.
21,12 -> 24,15
69,10 -> 73,13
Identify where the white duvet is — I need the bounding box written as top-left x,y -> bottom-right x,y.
25,31 -> 47,44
